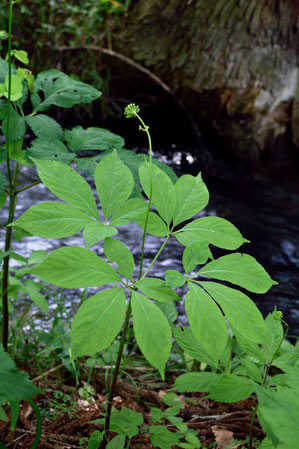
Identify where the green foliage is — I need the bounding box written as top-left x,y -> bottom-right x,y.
71,289 -> 126,359
0,344 -> 41,422
32,69 -> 101,112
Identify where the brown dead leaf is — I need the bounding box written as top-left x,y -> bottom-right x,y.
211,425 -> 234,447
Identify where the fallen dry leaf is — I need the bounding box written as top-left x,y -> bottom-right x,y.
211,425 -> 234,447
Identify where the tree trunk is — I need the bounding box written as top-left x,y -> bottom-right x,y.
115,0 -> 299,181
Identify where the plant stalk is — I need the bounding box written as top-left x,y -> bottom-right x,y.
1,0 -> 14,350
101,299 -> 132,448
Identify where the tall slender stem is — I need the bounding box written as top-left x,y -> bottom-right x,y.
101,298 -> 132,447
141,235 -> 170,280
136,113 -> 153,280
1,0 -> 14,350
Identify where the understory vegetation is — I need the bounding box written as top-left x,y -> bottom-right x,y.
0,2 -> 299,449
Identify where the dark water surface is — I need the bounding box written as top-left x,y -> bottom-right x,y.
1,156 -> 299,336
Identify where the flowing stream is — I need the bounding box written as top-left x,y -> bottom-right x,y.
1,155 -> 299,337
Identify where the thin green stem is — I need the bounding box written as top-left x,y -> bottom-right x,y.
101,298 -> 132,448
141,234 -> 170,280
135,113 -> 153,280
27,398 -> 42,449
5,0 -> 13,189
1,164 -> 19,349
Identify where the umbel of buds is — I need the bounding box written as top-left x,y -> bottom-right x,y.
124,103 -> 140,119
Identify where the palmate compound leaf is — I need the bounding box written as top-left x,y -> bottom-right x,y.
0,345 -> 41,404
175,216 -> 249,249
199,282 -> 266,344
10,202 -> 94,238
185,282 -> 227,366
83,221 -> 118,249
95,150 -> 134,220
174,372 -> 220,393
139,161 -> 175,225
32,69 -> 101,112
65,126 -> 124,152
173,326 -> 217,367
31,246 -> 120,288
132,292 -> 172,379
197,253 -> 277,293
206,374 -> 255,403
71,288 -> 126,359
257,385 -> 299,449
135,278 -> 181,302
34,159 -> 99,218
103,238 -> 134,280
172,173 -> 209,226
26,114 -> 64,141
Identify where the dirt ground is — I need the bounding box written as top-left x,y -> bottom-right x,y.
0,366 -> 264,448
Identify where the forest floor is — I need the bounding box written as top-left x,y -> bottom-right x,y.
0,365 -> 264,449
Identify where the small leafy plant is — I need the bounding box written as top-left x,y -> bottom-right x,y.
11,102 -> 280,448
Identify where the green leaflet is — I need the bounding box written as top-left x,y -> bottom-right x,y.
173,326 -> 217,367
1,108 -> 26,142
185,283 -> 227,365
200,282 -> 265,344
197,253 -> 277,293
232,327 -> 265,363
139,161 -> 175,225
206,374 -> 255,403
257,385 -> 299,449
175,216 -> 248,249
165,270 -> 186,288
11,202 -> 94,238
32,246 -> 120,288
132,292 -> 172,379
106,435 -> 125,449
87,431 -> 103,449
240,358 -> 263,383
263,313 -> 284,363
95,150 -> 134,220
182,240 -> 212,273
96,407 -> 143,438
173,173 -> 209,226
134,210 -> 169,237
135,278 -> 181,302
156,301 -> 178,323
26,114 -> 64,141
21,280 -> 48,313
149,425 -> 181,449
34,159 -> 99,218
0,345 -> 41,404
83,221 -> 118,249
104,238 -> 134,280
32,69 -> 101,112
174,372 -> 219,393
0,169 -> 5,192
27,137 -> 74,163
65,126 -> 124,152
71,288 -> 126,359
110,198 -> 147,226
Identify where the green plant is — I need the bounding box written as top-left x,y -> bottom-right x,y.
10,103 -> 280,448
48,390 -> 78,420
0,1 -> 175,356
